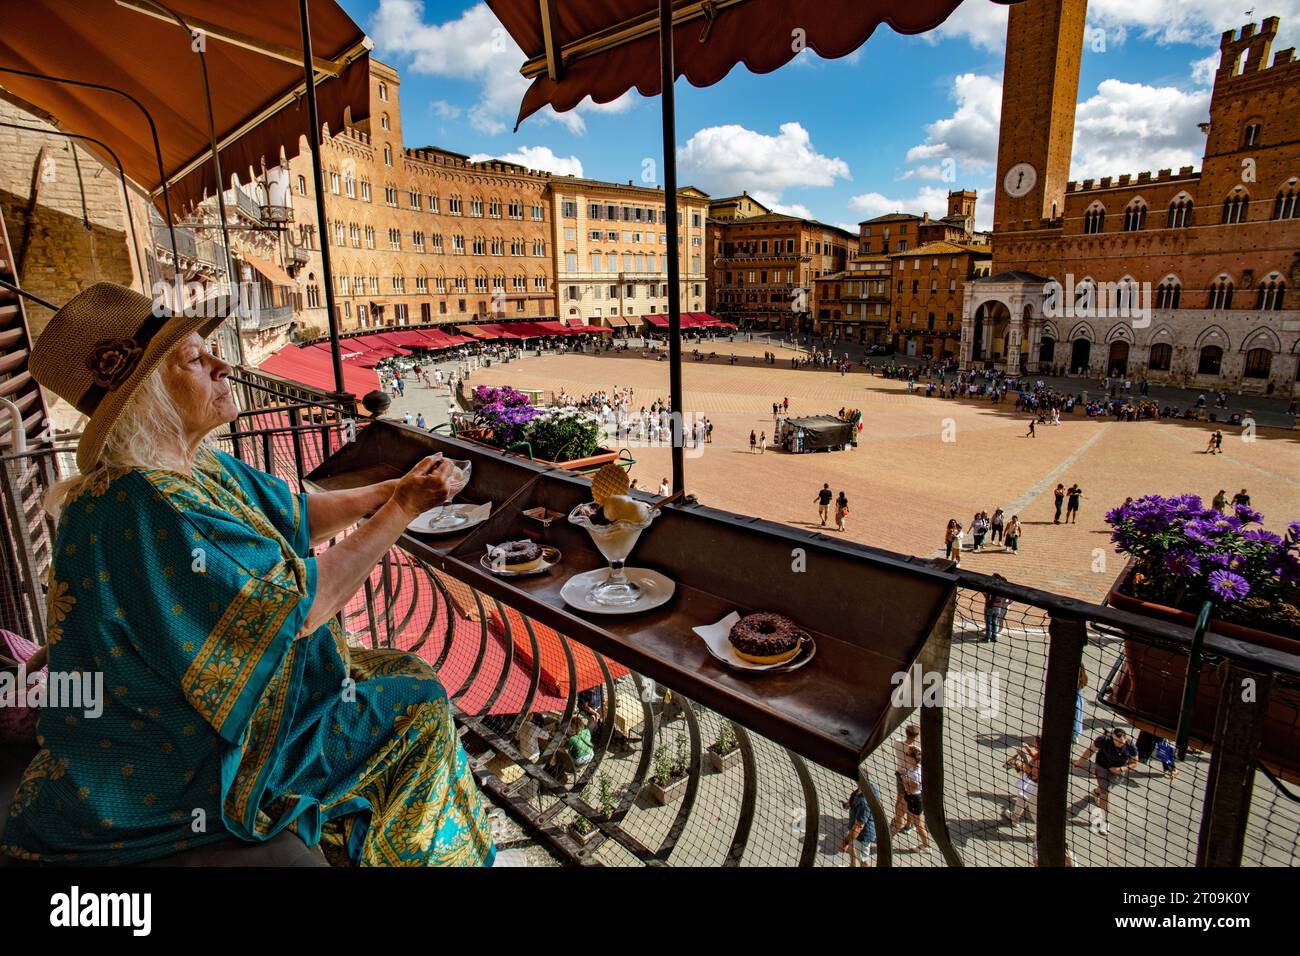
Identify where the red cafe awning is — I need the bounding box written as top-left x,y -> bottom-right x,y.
485,0 -> 1009,130
456,324 -> 492,339
0,1 -> 371,214
258,344 -> 378,395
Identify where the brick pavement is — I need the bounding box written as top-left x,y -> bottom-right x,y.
429,345 -> 1300,603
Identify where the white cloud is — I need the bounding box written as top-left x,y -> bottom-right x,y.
369,0 -> 636,136
1071,79 -> 1210,179
903,73 -> 1002,177
923,1 -> 1009,52
676,122 -> 851,203
1087,0 -> 1300,50
431,100 -> 462,119
469,146 -> 584,177
848,186 -> 994,232
751,192 -> 814,219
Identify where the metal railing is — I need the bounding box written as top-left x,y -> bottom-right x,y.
3,394 -> 1296,867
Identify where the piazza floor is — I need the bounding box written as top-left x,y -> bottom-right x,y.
385,342 -> 1300,866
444,339 -> 1300,603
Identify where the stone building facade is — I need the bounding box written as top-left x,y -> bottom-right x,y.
966,3 -> 1300,395
550,177 -> 709,326
710,214 -> 854,331
287,59 -> 557,336
889,241 -> 993,360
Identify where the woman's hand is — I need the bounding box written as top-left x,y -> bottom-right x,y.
390,455 -> 452,519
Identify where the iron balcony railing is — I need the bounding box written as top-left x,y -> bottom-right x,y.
3,380 -> 1297,868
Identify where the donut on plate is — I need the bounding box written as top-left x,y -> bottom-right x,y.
487,539 -> 543,572
727,612 -> 806,665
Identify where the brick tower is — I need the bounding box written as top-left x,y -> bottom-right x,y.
993,0 -> 1089,232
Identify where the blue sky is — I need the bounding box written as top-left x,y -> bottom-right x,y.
337,0 -> 1300,231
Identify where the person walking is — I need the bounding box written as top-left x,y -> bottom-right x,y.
834,491 -> 849,532
839,781 -> 881,867
944,518 -> 959,560
658,477 -> 670,496
1212,489 -> 1228,511
1005,515 -> 1022,554
972,512 -> 989,551
1053,483 -> 1066,524
1233,488 -> 1251,506
759,431 -> 767,454
1213,430 -> 1223,454
1066,483 -> 1083,523
889,746 -> 932,850
1026,417 -> 1036,438
890,724 -> 921,832
1002,736 -> 1040,827
990,507 -> 1005,545
983,574 -> 1009,643
816,484 -> 833,526
952,522 -> 965,567
1074,727 -> 1138,834
749,430 -> 757,454
1204,431 -> 1218,454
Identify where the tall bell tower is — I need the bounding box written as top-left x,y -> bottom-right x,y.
993,0 -> 1089,230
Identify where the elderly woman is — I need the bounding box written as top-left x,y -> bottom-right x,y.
1,283 -> 494,866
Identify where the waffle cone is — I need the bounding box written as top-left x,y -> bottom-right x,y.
591,462 -> 629,505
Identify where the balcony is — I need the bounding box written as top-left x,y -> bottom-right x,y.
2,378 -> 1297,869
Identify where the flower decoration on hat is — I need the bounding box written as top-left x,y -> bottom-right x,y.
86,338 -> 143,390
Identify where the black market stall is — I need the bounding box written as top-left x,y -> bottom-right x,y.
779,415 -> 856,452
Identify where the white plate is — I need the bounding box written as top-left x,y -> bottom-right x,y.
560,567 -> 676,615
407,501 -> 491,535
693,612 -> 817,673
480,545 -> 561,577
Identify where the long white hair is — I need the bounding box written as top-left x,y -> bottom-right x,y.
44,368 -> 195,520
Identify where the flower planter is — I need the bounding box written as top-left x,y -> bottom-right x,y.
707,746 -> 741,773
647,774 -> 689,805
1105,563 -> 1300,782
567,821 -> 600,846
454,428 -> 620,471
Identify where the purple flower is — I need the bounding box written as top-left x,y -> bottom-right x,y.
1208,569 -> 1251,602
1242,528 -> 1283,547
1234,504 -> 1263,526
1163,551 -> 1201,578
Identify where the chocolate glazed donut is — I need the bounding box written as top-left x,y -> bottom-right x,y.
727,612 -> 806,665
487,539 -> 542,569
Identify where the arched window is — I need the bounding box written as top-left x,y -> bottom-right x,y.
1167,196 -> 1193,228
1222,191 -> 1249,224
1148,342 -> 1172,371
1274,185 -> 1299,220
378,82 -> 388,102
1123,200 -> 1147,232
1256,278 -> 1286,310
380,112 -> 390,131
1075,278 -> 1096,315
1198,345 -> 1223,375
1155,278 -> 1181,309
1083,203 -> 1105,235
1208,279 -> 1234,310
383,144 -> 392,167
1243,122 -> 1262,147
1243,348 -> 1272,379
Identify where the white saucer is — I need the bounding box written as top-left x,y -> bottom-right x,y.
693,612 -> 817,673
480,545 -> 561,577
407,502 -> 491,535
560,567 -> 676,614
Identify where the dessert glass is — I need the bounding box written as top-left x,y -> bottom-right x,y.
423,459 -> 473,530
568,502 -> 659,606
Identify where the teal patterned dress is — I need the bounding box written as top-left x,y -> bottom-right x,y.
1,447 -> 495,866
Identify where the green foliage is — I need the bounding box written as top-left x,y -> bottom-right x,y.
573,783 -> 594,835
711,720 -> 738,756
524,408 -> 603,463
598,773 -> 616,819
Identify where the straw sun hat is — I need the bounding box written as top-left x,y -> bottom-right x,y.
29,282 -> 225,474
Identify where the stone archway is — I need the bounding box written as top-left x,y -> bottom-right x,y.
1108,340 -> 1129,376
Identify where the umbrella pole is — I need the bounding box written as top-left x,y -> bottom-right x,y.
659,0 -> 685,495
298,0 -> 348,400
